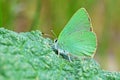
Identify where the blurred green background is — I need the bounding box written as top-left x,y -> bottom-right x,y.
1,0 -> 120,71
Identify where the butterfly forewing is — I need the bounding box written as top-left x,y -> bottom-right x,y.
58,8 -> 91,40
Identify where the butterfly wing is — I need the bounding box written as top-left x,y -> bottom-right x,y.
58,8 -> 91,40
57,8 -> 96,57
57,31 -> 96,57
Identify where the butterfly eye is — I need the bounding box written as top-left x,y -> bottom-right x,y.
54,39 -> 58,43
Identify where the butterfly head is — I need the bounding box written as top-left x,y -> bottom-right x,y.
51,38 -> 58,51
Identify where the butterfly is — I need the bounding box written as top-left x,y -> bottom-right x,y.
52,8 -> 97,60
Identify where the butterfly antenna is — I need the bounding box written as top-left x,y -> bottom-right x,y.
51,30 -> 57,39
42,32 -> 54,38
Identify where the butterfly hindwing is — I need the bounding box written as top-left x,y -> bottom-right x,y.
58,31 -> 96,57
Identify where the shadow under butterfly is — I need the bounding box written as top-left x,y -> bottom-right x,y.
51,8 -> 97,61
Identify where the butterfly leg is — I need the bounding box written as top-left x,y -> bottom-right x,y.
57,49 -> 61,57
67,54 -> 72,62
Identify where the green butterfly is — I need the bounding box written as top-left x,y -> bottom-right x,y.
53,8 -> 97,59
